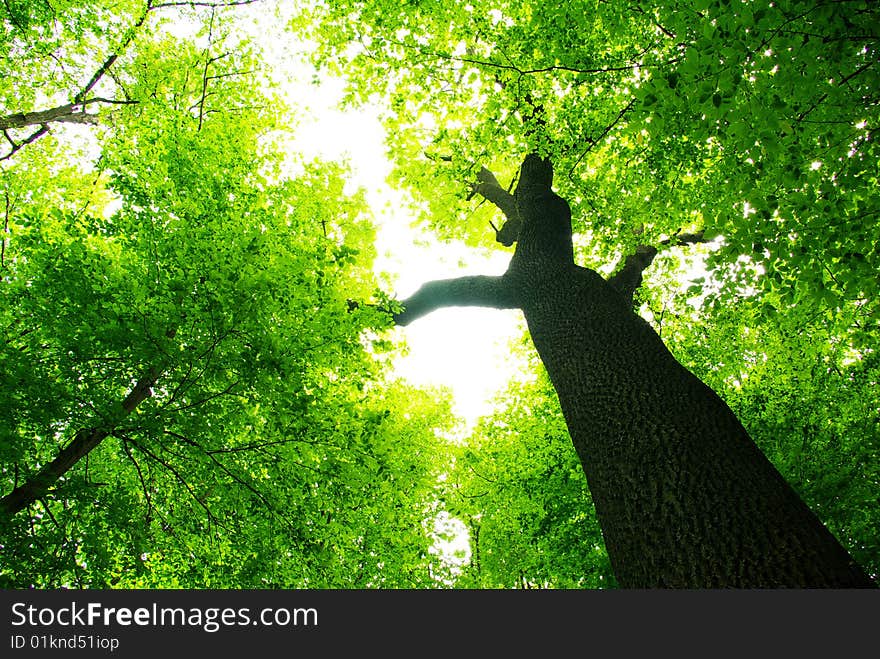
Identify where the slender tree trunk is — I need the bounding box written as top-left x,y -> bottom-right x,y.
0,367 -> 162,518
397,154 -> 876,588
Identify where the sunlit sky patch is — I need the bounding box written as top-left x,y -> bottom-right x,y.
263,29 -> 527,428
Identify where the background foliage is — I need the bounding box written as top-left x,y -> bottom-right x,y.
2,0 -> 877,586
1,0 -> 455,588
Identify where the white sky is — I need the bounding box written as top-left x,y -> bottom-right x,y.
281,63 -> 526,428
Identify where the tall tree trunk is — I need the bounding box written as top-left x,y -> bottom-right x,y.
396,154 -> 875,588
521,263 -> 871,587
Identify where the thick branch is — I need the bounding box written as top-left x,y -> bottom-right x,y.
471,154 -> 556,250
469,167 -> 516,218
607,231 -> 706,303
468,166 -> 521,246
0,104 -> 100,130
0,97 -> 139,131
0,367 -> 162,518
607,245 -> 659,303
1,7 -> 148,158
394,275 -> 519,326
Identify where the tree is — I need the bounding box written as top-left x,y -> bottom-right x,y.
1,1 -> 456,588
294,0 -> 879,586
3,0 -> 877,590
394,152 -> 874,587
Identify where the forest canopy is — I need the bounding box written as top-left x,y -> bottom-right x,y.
1,0 -> 877,587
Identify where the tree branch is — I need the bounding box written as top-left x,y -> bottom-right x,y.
1,190 -> 10,269
121,438 -> 154,523
0,367 -> 163,518
2,0 -> 258,158
0,98 -> 138,159
0,5 -> 149,159
196,8 -> 218,131
568,97 -> 637,179
124,435 -> 223,526
394,275 -> 519,326
0,104 -> 100,130
148,0 -> 262,8
468,166 -> 522,246
387,38 -> 670,78
607,231 -> 706,303
468,167 -> 515,215
0,124 -> 49,161
607,245 -> 659,303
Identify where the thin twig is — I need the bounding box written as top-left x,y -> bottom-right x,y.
149,0 -> 262,8
125,436 -> 223,526
1,190 -> 11,268
568,98 -> 637,179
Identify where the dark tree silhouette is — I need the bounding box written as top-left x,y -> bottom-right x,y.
395,154 -> 875,588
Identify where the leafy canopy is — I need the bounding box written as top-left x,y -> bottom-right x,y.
293,0 -> 879,582
1,0 -> 877,587
1,0 -> 456,588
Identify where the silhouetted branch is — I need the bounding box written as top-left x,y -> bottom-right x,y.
149,0 -> 262,8
394,274 -> 519,325
125,436 -> 223,526
607,230 -> 707,303
468,166 -> 522,246
0,367 -> 163,518
0,125 -> 49,161
568,97 -> 637,178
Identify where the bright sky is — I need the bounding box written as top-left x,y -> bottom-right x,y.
160,3 -> 527,428
279,76 -> 524,569
279,60 -> 526,428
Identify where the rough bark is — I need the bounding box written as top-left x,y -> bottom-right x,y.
397,154 -> 876,588
0,104 -> 99,131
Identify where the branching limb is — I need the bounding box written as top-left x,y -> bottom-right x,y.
1,5 -> 149,158
164,429 -> 285,523
472,154 -> 557,247
467,167 -> 516,217
121,438 -> 154,523
0,105 -> 97,130
0,125 -> 49,161
468,166 -> 522,246
0,98 -> 140,131
394,275 -> 519,326
607,230 -> 707,304
124,435 -> 223,527
0,98 -> 139,159
0,366 -> 163,518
